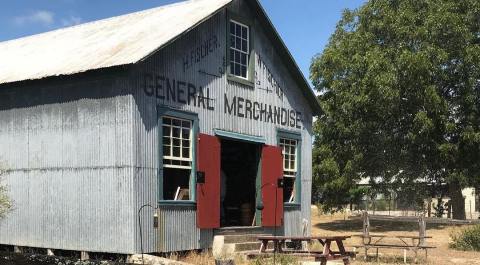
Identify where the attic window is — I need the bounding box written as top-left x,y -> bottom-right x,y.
229,20 -> 249,79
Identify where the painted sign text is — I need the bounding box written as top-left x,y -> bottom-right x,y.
144,74 -> 214,110
224,94 -> 302,129
183,35 -> 219,72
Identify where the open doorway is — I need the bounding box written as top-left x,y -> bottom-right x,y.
220,138 -> 260,227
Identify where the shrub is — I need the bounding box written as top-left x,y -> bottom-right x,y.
449,225 -> 480,251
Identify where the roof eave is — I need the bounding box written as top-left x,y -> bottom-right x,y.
137,1 -> 233,64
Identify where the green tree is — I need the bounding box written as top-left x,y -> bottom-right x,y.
311,0 -> 480,219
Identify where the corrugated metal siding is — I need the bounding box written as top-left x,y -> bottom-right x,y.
0,75 -> 139,253
132,0 -> 314,252
300,135 -> 313,236
157,205 -> 213,252
133,168 -> 158,253
283,206 -> 303,237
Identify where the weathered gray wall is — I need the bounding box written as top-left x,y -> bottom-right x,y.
132,0 -> 313,252
0,72 -> 140,254
157,205 -> 213,252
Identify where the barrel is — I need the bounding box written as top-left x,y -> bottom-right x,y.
240,203 -> 253,226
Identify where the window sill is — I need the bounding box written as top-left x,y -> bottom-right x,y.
284,203 -> 301,209
227,74 -> 254,88
158,200 -> 196,206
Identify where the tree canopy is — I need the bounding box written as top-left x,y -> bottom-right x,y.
311,0 -> 480,219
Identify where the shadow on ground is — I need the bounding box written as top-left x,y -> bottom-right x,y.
314,217 -> 449,233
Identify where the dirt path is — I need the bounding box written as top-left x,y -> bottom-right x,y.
311,211 -> 480,265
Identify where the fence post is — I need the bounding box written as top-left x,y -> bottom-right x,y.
363,211 -> 370,238
419,215 -> 426,246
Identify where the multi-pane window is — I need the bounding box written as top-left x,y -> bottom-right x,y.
162,116 -> 192,200
229,20 -> 249,78
280,138 -> 298,203
162,116 -> 192,169
280,138 -> 297,177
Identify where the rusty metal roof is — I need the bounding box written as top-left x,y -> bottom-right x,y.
0,0 -> 232,84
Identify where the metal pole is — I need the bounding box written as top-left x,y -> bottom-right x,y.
138,204 -> 154,265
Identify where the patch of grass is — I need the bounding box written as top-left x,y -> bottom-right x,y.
251,254 -> 299,265
177,251 -> 214,265
353,253 -> 432,265
449,225 -> 480,252
179,251 -> 248,265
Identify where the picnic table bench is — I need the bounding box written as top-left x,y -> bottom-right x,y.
352,212 -> 436,264
352,234 -> 435,263
247,235 -> 353,265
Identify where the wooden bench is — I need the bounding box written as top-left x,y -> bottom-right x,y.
352,242 -> 436,263
247,252 -> 329,262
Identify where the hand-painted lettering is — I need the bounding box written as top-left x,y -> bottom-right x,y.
144,73 -> 154,97
155,75 -> 165,100
237,97 -> 244,118
177,81 -> 186,104
183,35 -> 220,72
143,74 -> 214,111
198,86 -> 206,109
225,94 -> 236,115
223,93 -> 302,129
253,102 -> 260,120
257,54 -> 284,100
188,83 -> 196,106
245,99 -> 252,119
142,74 -> 302,128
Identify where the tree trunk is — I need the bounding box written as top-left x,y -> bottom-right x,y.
449,181 -> 466,220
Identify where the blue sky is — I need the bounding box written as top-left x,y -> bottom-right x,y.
0,0 -> 366,80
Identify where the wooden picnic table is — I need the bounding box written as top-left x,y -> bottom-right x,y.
358,234 -> 432,246
255,235 -> 352,265
352,234 -> 435,263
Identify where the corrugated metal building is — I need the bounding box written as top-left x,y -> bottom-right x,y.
0,0 -> 321,254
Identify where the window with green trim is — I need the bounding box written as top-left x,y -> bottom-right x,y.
279,138 -> 298,203
162,116 -> 193,200
229,20 -> 249,79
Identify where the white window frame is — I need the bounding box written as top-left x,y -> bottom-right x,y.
280,138 -> 298,178
229,19 -> 250,79
162,116 -> 193,170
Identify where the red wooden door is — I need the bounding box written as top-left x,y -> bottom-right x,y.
196,134 -> 221,229
261,145 -> 284,227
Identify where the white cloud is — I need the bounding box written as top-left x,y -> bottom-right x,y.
61,16 -> 82,27
13,10 -> 55,27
